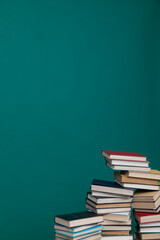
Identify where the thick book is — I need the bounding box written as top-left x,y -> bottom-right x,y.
126,169 -> 160,180
91,191 -> 130,198
106,158 -> 149,167
86,203 -> 131,214
106,162 -> 150,172
54,223 -> 100,233
115,179 -> 159,190
101,150 -> 146,161
55,232 -> 101,240
101,235 -> 133,240
114,172 -> 158,185
132,196 -> 160,210
103,218 -> 131,225
134,211 -> 160,224
91,179 -> 134,196
103,212 -> 131,222
55,211 -> 103,227
87,192 -> 132,204
55,226 -> 103,237
102,230 -> 130,235
86,199 -> 131,209
133,190 -> 160,202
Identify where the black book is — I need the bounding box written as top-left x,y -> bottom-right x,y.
55,211 -> 103,227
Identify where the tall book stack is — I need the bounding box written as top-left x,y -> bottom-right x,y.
131,170 -> 160,240
86,179 -> 134,240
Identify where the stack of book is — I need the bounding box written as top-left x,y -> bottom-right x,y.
102,150 -> 150,173
86,179 -> 134,240
54,211 -> 103,240
131,170 -> 160,239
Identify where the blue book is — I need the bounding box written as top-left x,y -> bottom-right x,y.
91,179 -> 134,196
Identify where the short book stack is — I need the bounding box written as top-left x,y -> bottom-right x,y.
54,211 -> 103,240
86,179 -> 134,240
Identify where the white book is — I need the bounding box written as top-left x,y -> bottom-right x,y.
106,162 -> 150,172
55,226 -> 103,237
139,227 -> 160,233
115,179 -> 159,190
87,193 -> 132,204
101,235 -> 133,240
107,159 -> 149,167
103,212 -> 131,222
139,222 -> 160,227
91,191 -> 129,198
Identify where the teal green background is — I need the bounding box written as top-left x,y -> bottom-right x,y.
0,0 -> 160,239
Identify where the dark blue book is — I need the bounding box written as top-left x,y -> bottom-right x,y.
55,211 -> 103,227
91,179 -> 134,196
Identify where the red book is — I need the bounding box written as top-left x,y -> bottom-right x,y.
134,211 -> 160,224
101,150 -> 146,161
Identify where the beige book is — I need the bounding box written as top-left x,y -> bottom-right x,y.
114,171 -> 158,185
86,203 -> 131,214
133,189 -> 160,202
135,232 -> 160,240
102,231 -> 129,235
135,206 -> 160,213
103,212 -> 130,222
126,169 -> 160,180
86,199 -> 131,209
103,225 -> 131,231
133,196 -> 160,209
103,218 -> 131,225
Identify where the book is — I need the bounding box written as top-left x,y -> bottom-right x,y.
102,230 -> 130,235
55,232 -> 101,240
106,158 -> 149,167
114,172 -> 158,185
106,162 -> 150,172
87,193 -> 132,204
101,236 -> 133,240
86,199 -> 131,209
103,218 -> 131,225
101,150 -> 146,161
135,232 -> 160,240
139,221 -> 160,227
126,169 -> 160,180
54,223 -> 100,233
91,191 -> 129,198
55,211 -> 103,227
103,212 -> 131,221
134,211 -> 160,224
134,206 -> 160,213
55,226 -> 103,237
133,190 -> 160,202
86,203 -> 131,214
115,179 -> 159,190
91,179 -> 134,196
132,196 -> 160,210
102,225 -> 131,231
138,226 -> 160,233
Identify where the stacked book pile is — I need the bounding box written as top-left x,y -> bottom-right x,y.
54,211 -> 103,240
131,170 -> 160,239
86,179 -> 134,240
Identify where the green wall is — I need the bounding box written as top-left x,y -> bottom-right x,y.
0,0 -> 160,239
